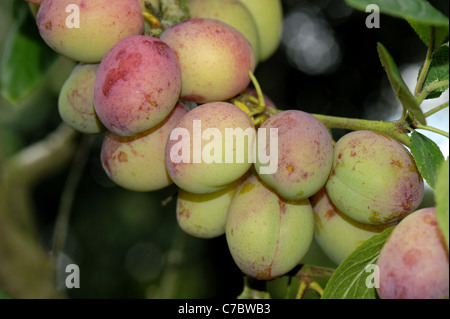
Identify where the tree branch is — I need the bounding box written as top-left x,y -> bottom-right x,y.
0,123 -> 79,298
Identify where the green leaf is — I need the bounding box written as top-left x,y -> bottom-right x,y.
435,158 -> 449,252
0,1 -> 58,104
421,42 -> 449,99
410,131 -> 445,189
407,22 -> 449,51
377,43 -> 426,125
322,226 -> 395,299
345,0 -> 449,26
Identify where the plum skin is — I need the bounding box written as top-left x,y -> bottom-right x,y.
238,0 -> 283,62
311,187 -> 394,265
160,18 -> 255,104
326,130 -> 424,225
376,207 -> 449,299
94,35 -> 182,137
58,63 -> 105,134
226,175 -> 315,280
36,0 -> 144,63
187,0 -> 261,62
165,102 -> 255,194
176,177 -> 244,239
101,102 -> 188,192
255,110 -> 334,201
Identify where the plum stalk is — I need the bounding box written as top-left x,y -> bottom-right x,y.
245,71 -> 449,149
142,0 -> 190,37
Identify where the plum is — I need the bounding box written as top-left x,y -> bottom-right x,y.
326,130 -> 424,224
176,177 -> 245,239
101,102 -> 188,192
239,0 -> 283,61
226,175 -> 314,280
58,63 -> 105,134
311,187 -> 394,265
94,35 -> 182,137
187,0 -> 261,62
376,207 -> 449,299
255,110 -> 334,200
165,102 -> 255,194
36,0 -> 144,63
160,18 -> 255,104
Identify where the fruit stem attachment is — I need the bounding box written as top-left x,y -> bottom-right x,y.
248,70 -> 266,109
142,0 -> 190,37
311,114 -> 412,147
295,277 -> 325,299
295,265 -> 334,298
232,71 -> 271,127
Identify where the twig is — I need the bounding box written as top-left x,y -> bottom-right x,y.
0,123 -> 78,298
51,134 -> 95,262
414,26 -> 434,97
424,101 -> 449,118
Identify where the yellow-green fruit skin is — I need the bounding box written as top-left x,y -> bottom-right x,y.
177,178 -> 244,239
311,187 -> 393,265
376,207 -> 449,299
226,175 -> 314,280
36,0 -> 144,63
101,102 -> 189,192
165,102 -> 255,194
187,0 -> 261,62
326,130 -> 424,225
255,110 -> 334,201
160,18 -> 255,104
58,63 -> 105,134
238,0 -> 283,61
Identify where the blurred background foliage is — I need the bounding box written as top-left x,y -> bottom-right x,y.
0,0 -> 448,299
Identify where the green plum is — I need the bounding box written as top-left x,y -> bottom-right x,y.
176,177 -> 245,239
165,102 -> 255,194
311,187 -> 394,265
239,0 -> 283,61
58,63 -> 105,134
36,0 -> 144,62
326,130 -> 424,224
226,175 -> 314,280
255,110 -> 334,200
101,102 -> 188,192
187,0 -> 261,62
160,18 -> 255,104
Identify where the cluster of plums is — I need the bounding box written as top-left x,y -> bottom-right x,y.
32,0 -> 448,299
